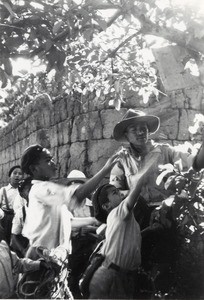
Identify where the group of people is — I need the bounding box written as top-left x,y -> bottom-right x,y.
0,108 -> 204,299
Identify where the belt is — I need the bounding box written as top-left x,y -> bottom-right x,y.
103,260 -> 138,274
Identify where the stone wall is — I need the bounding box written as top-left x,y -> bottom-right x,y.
0,45 -> 203,186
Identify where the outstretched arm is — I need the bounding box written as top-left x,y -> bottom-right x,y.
125,154 -> 158,211
75,153 -> 120,203
193,142 -> 204,171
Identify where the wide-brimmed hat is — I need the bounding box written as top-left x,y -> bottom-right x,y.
113,109 -> 160,142
67,170 -> 87,183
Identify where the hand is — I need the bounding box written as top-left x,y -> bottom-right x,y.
103,153 -> 120,171
40,260 -> 51,270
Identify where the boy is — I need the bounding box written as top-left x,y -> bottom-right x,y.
0,238 -> 47,299
20,144 -> 119,258
89,155 -> 156,299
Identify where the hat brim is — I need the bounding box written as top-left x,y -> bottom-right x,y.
113,115 -> 160,142
67,177 -> 87,183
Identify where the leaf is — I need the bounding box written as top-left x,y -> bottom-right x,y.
38,26 -> 50,38
83,29 -> 93,41
114,80 -> 120,93
4,58 -> 12,76
94,17 -> 107,31
114,95 -> 121,111
53,21 -> 63,34
56,51 -> 66,71
44,39 -> 53,51
194,26 -> 204,39
0,68 -> 8,88
46,47 -> 58,67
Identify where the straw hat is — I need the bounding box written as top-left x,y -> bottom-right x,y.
113,109 -> 160,142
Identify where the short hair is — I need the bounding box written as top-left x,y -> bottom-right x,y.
92,184 -> 113,223
8,165 -> 22,177
21,144 -> 43,175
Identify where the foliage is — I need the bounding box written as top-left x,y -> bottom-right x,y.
162,169 -> 204,298
0,0 -> 204,123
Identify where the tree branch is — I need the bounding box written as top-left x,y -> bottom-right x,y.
131,8 -> 204,55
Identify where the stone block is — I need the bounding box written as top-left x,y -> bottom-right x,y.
87,139 -> 119,176
69,141 -> 86,172
101,109 -> 126,139
71,111 -> 103,142
49,125 -> 58,148
156,109 -> 179,140
178,109 -> 190,141
185,87 -> 204,110
153,46 -> 199,92
58,120 -> 71,146
58,145 -> 70,177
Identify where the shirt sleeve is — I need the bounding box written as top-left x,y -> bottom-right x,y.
30,181 -> 79,209
164,145 -> 195,171
11,252 -> 41,274
113,200 -> 130,220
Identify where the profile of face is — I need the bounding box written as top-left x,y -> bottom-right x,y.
105,186 -> 122,211
10,168 -> 23,188
125,123 -> 149,146
31,148 -> 57,180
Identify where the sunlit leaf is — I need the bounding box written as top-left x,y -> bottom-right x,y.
53,21 -> 64,34
0,68 -> 8,88
4,58 -> 12,76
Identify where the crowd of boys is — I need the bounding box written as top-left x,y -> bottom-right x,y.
0,109 -> 204,299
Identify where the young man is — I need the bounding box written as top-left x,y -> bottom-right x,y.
20,144 -> 119,258
110,109 -> 202,206
0,166 -> 23,244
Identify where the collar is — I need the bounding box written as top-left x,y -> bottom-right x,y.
31,179 -> 45,184
7,183 -> 16,190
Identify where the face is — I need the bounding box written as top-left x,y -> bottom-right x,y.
10,168 -> 23,188
106,186 -> 122,210
32,149 -> 57,180
125,123 -> 149,146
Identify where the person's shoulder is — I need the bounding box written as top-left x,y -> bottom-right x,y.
152,140 -> 173,151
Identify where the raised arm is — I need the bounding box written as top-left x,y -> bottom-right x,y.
193,142 -> 204,171
125,154 -> 158,211
75,153 -> 120,203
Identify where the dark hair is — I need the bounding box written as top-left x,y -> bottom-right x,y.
8,165 -> 22,177
92,184 -> 113,223
21,144 -> 43,175
18,176 -> 33,203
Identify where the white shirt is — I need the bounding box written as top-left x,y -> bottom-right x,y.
11,194 -> 27,235
22,180 -> 78,251
0,184 -> 20,210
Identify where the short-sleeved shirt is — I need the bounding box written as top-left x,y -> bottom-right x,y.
22,180 -> 78,250
101,200 -> 141,270
0,184 -> 20,210
11,194 -> 27,235
110,141 -> 195,204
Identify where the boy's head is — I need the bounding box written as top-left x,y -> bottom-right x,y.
92,184 -> 122,223
8,165 -> 23,188
21,144 -> 57,180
